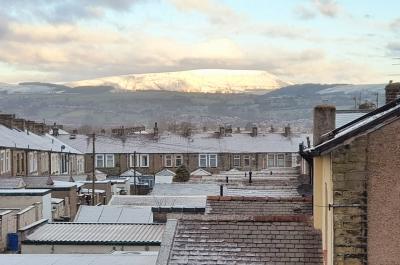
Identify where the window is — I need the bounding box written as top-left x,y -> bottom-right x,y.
40,153 -> 48,172
267,154 -> 275,168
95,154 -> 104,168
139,154 -> 149,167
129,154 -> 149,168
165,155 -> 173,167
61,154 -> 68,174
243,155 -> 251,167
105,154 -> 114,168
175,155 -> 183,167
5,150 -> 10,172
0,150 -> 4,173
209,154 -> 217,168
277,154 -> 285,167
233,155 -> 240,167
77,156 -> 84,173
199,154 -> 207,168
29,152 -> 38,173
198,154 -> 218,168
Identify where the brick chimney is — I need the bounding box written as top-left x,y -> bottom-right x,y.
153,122 -> 159,138
34,122 -> 48,135
385,80 -> 400,104
52,122 -> 59,136
0,114 -> 15,128
313,105 -> 336,146
284,125 -> 291,137
219,126 -> 225,137
26,120 -> 36,132
251,126 -> 258,137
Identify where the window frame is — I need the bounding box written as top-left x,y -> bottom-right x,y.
243,155 -> 251,167
208,154 -> 218,168
267,154 -> 275,168
0,150 -> 4,173
105,154 -> 115,168
233,154 -> 240,167
164,154 -> 173,167
277,154 -> 285,167
175,154 -> 183,167
198,154 -> 208,168
95,154 -> 105,168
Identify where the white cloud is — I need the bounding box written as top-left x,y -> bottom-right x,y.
313,0 -> 340,18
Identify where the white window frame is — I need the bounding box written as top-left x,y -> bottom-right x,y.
208,154 -> 218,168
164,154 -> 173,167
175,154 -> 183,167
0,150 -> 4,173
105,154 -> 115,168
95,154 -> 105,168
233,155 -> 240,167
139,154 -> 149,167
277,154 -> 285,167
60,153 -> 68,174
198,154 -> 218,168
5,150 -> 10,172
267,154 -> 275,168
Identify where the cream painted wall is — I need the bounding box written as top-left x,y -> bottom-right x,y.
313,154 -> 333,265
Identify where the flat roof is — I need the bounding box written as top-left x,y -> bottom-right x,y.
0,189 -> 51,196
0,254 -> 157,265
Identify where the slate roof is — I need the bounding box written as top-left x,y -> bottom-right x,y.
0,253 -> 158,265
157,215 -> 323,265
0,178 -> 25,189
22,177 -> 78,189
335,109 -> 371,128
74,205 -> 153,223
56,132 -> 310,154
205,196 -> 313,216
307,98 -> 400,155
24,223 -> 165,245
0,189 -> 51,196
0,124 -> 82,153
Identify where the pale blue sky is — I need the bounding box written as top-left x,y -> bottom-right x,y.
0,0 -> 399,84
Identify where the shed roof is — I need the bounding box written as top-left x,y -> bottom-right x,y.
56,132 -> 309,154
24,223 -> 164,245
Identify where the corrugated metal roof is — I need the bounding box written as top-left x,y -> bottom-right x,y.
74,205 -> 153,223
56,132 -> 310,154
24,223 -> 164,245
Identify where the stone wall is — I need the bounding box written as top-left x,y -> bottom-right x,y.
331,135 -> 368,265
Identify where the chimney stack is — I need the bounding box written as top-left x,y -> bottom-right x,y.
52,122 -> 59,136
154,122 -> 159,138
385,81 -> 400,104
13,118 -> 26,131
313,105 -> 336,146
284,125 -> 291,137
219,126 -> 225,137
0,114 -> 15,128
251,126 -> 258,137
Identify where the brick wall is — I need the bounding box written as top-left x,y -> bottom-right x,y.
331,136 -> 368,265
206,196 -> 312,216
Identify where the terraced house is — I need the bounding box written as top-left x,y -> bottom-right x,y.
0,114 -> 84,178
56,125 -> 310,176
301,81 -> 400,265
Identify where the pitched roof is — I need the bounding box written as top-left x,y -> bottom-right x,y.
120,169 -> 142,176
0,178 -> 25,189
74,205 -> 153,223
190,168 -> 211,176
0,124 -> 82,154
22,177 -> 78,189
24,223 -> 164,245
308,98 -> 400,155
336,109 -> 371,128
56,132 -> 310,154
157,215 -> 323,265
155,169 -> 176,177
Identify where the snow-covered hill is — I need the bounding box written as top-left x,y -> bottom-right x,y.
66,69 -> 291,94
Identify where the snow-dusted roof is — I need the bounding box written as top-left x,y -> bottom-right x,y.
120,169 -> 142,176
56,132 -> 309,154
155,169 -> 176,177
336,110 -> 372,128
0,124 -> 82,154
74,205 -> 152,223
190,168 -> 212,176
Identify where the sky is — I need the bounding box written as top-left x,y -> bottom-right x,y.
0,0 -> 399,84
